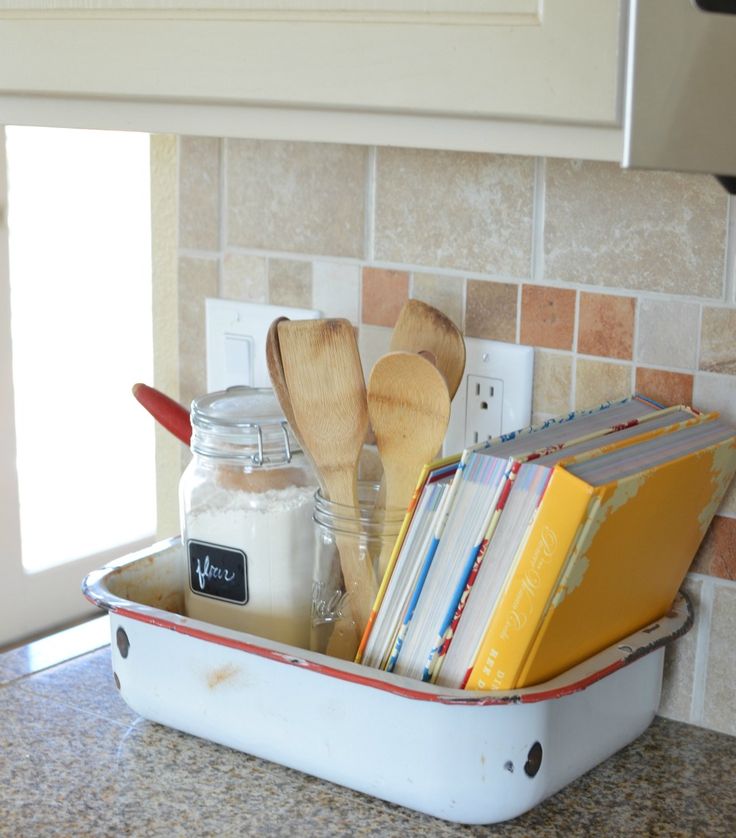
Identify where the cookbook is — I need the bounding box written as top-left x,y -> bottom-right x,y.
358,394 -> 667,676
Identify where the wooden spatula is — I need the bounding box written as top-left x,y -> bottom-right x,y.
265,317 -> 308,454
268,316 -> 364,659
389,299 -> 466,399
277,318 -> 375,650
367,351 -> 451,576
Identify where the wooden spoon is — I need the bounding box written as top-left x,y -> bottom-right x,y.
389,299 -> 466,399
277,318 -> 374,651
265,316 -> 309,456
367,351 -> 451,576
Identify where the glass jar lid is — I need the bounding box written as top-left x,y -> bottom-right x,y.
190,386 -> 299,466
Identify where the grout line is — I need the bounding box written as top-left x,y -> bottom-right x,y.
212,242 -> 736,308
690,575 -> 714,726
218,138 -> 227,296
570,354 -> 577,410
531,157 -> 546,282
357,260 -> 364,326
694,301 -> 704,377
460,276 -> 467,333
365,146 -> 377,263
565,353 -> 637,370
689,569 -> 736,585
569,290 -> 581,409
631,292 -> 641,388
724,194 -> 736,305
178,248 -> 222,260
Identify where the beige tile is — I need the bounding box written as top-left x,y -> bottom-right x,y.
357,324 -> 391,383
703,584 -> 736,735
532,351 -> 573,417
544,160 -> 727,297
411,272 -> 464,331
375,148 -> 534,276
268,259 -> 312,308
636,298 -> 700,370
700,307 -> 736,374
693,372 -> 736,423
574,358 -> 632,410
358,444 -> 383,484
222,252 -> 268,302
179,136 -> 221,251
692,373 -> 736,517
226,139 -> 366,258
312,261 -> 360,323
465,280 -> 517,342
658,576 -> 700,723
178,256 -> 219,407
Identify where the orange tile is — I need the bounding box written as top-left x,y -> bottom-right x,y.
578,292 -> 635,360
634,367 -> 694,407
464,280 -> 517,342
520,285 -> 575,350
361,268 -> 409,327
691,515 -> 736,580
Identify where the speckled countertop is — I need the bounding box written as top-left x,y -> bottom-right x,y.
1,619 -> 735,837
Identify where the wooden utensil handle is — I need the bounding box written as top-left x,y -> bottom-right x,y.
333,529 -> 377,639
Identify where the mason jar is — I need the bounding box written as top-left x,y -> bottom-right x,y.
311,483 -> 404,660
180,386 -> 317,648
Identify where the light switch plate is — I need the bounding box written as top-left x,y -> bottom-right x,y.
205,298 -> 321,392
444,338 -> 534,456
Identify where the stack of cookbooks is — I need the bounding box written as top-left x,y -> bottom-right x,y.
356,395 -> 736,690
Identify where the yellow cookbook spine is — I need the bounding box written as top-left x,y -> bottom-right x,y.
464,467 -> 594,691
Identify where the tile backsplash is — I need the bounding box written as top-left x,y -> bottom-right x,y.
157,135 -> 736,735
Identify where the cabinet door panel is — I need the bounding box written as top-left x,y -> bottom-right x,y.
0,1 -> 623,127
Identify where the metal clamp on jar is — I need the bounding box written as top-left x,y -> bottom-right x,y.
179,386 -> 317,648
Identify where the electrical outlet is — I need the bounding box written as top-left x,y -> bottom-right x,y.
205,298 -> 321,392
444,338 -> 534,455
465,374 -> 504,445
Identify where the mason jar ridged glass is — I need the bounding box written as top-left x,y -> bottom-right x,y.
311,483 -> 404,660
179,386 -> 317,648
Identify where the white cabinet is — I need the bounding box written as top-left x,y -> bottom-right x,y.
0,1 -> 625,160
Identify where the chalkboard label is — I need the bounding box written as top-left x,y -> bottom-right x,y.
187,539 -> 248,605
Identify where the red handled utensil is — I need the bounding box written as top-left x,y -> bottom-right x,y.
132,383 -> 191,446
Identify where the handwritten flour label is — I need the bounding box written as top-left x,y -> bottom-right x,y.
187,539 -> 248,604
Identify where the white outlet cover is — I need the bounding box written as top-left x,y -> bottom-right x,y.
444,338 -> 534,456
205,298 -> 321,392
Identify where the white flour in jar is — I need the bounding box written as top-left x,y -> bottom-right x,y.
183,482 -> 316,648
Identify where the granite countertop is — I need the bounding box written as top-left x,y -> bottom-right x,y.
1,618 -> 735,837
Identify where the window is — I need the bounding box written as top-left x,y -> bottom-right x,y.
1,126 -> 155,645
